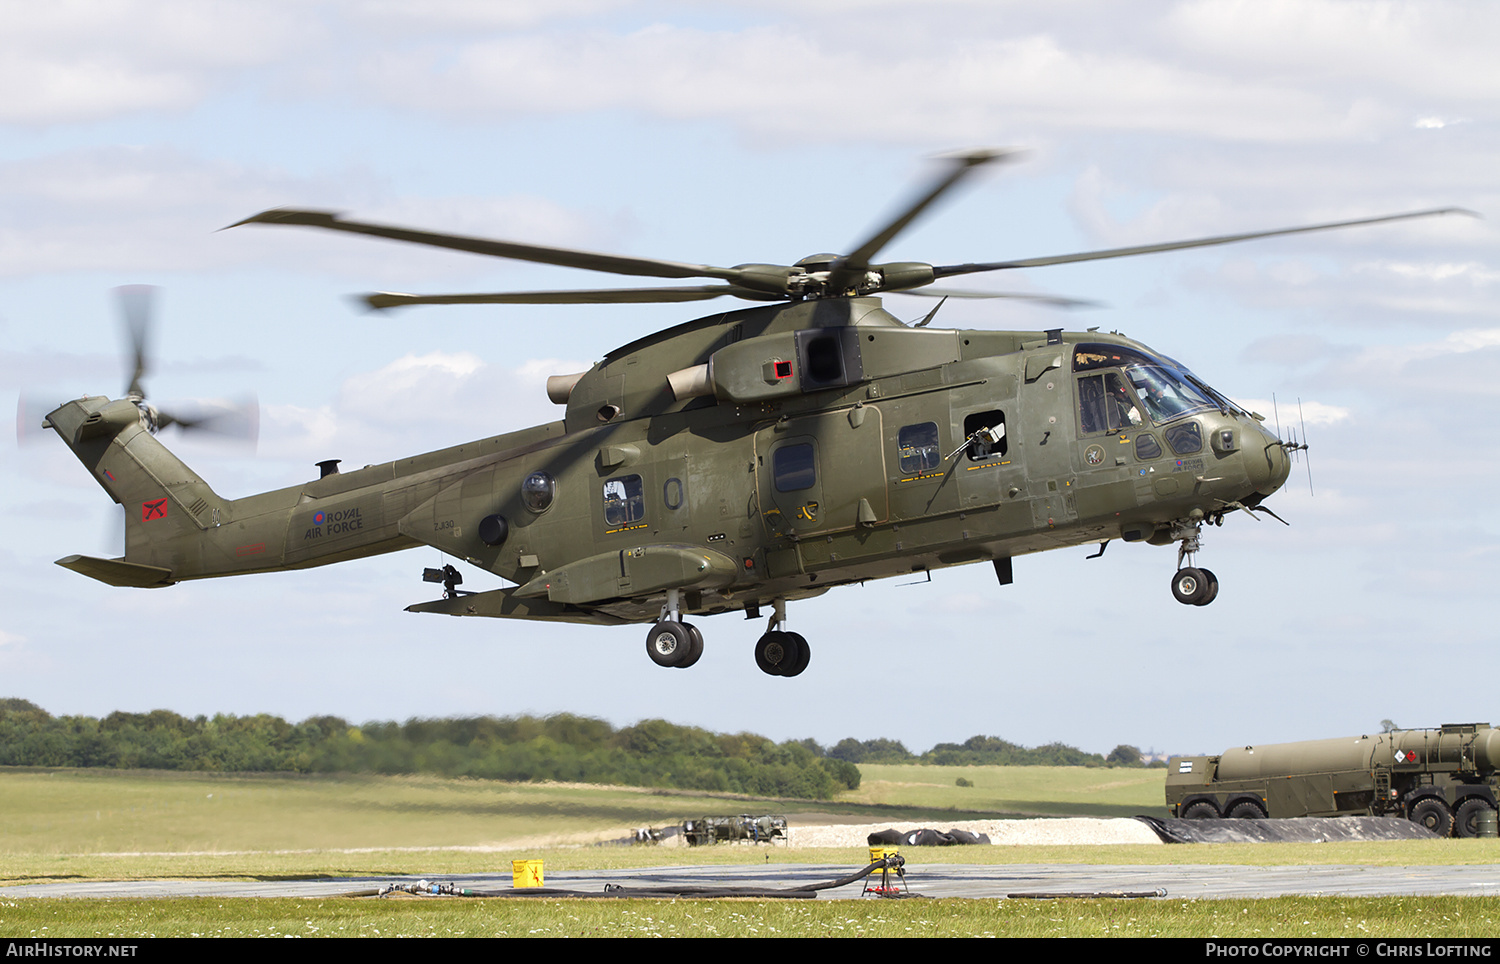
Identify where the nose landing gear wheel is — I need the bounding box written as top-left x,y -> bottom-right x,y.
1194,568 -> 1220,606
646,621 -> 694,668
1172,567 -> 1215,606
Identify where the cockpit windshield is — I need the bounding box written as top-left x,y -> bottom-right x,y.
1074,344 -> 1236,428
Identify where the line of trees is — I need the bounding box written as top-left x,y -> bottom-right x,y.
0,699 -> 1153,801
0,699 -> 857,799
827,734 -> 1155,768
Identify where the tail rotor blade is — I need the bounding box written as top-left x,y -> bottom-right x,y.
157,395 -> 260,447
15,393 -> 59,445
116,284 -> 156,399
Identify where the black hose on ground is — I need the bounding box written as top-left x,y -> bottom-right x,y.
373,855 -> 915,900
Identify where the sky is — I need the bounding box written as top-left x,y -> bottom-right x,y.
2,0 -> 1496,758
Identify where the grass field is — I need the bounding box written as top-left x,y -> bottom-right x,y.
2,764 -> 1498,938
850,763 -> 1168,817
4,895 -> 1500,939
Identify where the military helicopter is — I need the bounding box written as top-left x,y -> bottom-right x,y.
38,151 -> 1468,677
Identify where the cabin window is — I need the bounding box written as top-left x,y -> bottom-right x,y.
1166,422 -> 1203,455
962,410 -> 1008,460
521,471 -> 556,513
773,443 -> 816,493
663,477 -> 684,510
1135,433 -> 1163,460
898,422 -> 941,474
603,474 -> 645,526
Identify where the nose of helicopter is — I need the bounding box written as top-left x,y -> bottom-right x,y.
1245,422 -> 1292,496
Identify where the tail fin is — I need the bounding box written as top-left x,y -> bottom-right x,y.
46,396 -> 228,587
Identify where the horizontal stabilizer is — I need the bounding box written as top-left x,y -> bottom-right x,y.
55,554 -> 175,588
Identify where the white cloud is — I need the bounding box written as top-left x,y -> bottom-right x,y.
359,26 -> 1346,145
1414,117 -> 1470,130
1166,0 -> 1500,103
339,351 -> 486,420
1235,398 -> 1350,428
0,147 -> 626,279
1352,328 -> 1500,370
260,352 -> 587,466
1356,261 -> 1500,286
348,0 -> 631,31
0,0 -> 314,124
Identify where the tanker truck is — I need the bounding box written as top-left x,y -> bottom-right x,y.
1165,723 -> 1500,837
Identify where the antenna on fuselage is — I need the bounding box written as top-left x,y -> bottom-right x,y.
1273,393 -> 1313,497
1297,398 -> 1314,497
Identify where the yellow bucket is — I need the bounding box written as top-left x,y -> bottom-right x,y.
512,859 -> 544,888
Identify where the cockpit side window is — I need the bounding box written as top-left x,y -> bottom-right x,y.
1078,372 -> 1141,435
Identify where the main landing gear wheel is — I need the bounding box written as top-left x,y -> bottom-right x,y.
755,631 -> 811,677
782,631 -> 810,677
676,623 -> 705,669
646,621 -> 694,668
1172,567 -> 1217,606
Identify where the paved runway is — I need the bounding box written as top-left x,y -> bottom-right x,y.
5,863 -> 1500,900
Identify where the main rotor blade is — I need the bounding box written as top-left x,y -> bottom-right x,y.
890,287 -> 1100,309
828,149 -> 1015,291
116,284 -> 155,398
932,208 -> 1479,279
229,209 -> 747,283
362,285 -> 781,310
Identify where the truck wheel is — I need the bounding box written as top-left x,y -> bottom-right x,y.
1182,801 -> 1219,820
1409,798 -> 1454,837
1455,798 -> 1495,838
1228,800 -> 1267,819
